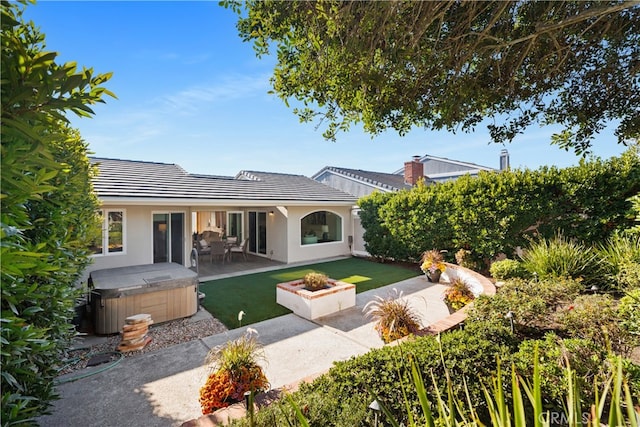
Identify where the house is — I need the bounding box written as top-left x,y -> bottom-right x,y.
390,152 -> 507,183
312,151 -> 507,197
311,150 -> 508,256
87,157 -> 358,278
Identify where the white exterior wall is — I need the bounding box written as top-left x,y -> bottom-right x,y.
285,206 -> 353,264
85,205 -> 193,280
351,210 -> 368,257
83,202 -> 355,282
267,207 -> 289,263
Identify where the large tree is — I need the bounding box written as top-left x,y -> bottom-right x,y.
1,1 -> 114,423
225,0 -> 639,154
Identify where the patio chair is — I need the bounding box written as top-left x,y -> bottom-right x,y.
196,239 -> 211,261
229,237 -> 249,262
209,240 -> 228,264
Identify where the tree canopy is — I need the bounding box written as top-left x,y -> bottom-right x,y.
224,0 -> 640,154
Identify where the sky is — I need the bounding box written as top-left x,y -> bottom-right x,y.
24,1 -> 630,178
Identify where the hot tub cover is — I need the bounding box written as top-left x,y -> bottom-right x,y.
89,263 -> 198,298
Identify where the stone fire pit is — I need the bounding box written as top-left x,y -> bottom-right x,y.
276,278 -> 356,320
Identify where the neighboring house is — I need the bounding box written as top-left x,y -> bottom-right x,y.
312,150 -> 509,256
390,151 -> 507,183
87,157 -> 358,278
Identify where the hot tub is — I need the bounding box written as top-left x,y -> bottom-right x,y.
89,263 -> 199,334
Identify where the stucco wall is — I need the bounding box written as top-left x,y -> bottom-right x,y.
266,207 -> 288,263
285,206 -> 353,264
85,205 -> 192,281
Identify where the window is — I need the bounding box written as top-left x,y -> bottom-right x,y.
301,211 -> 342,245
90,209 -> 125,256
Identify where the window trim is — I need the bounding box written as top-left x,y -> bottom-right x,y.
91,208 -> 126,257
300,210 -> 343,246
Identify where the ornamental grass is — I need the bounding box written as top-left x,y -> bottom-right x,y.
363,289 -> 422,343
199,330 -> 269,414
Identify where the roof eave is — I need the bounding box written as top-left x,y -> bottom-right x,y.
96,196 -> 356,207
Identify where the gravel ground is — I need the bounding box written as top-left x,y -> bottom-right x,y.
57,315 -> 228,376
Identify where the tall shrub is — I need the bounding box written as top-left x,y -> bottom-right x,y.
358,145 -> 639,265
1,2 -> 113,423
357,191 -> 405,261
447,168 -> 557,267
537,147 -> 640,244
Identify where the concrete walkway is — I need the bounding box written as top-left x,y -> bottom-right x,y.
38,275 -> 454,427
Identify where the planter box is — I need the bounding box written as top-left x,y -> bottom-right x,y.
276,279 -> 355,320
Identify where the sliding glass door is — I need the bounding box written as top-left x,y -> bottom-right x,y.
248,211 -> 267,255
153,212 -> 184,264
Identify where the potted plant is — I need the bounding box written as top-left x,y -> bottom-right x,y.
199,329 -> 269,414
443,278 -> 475,313
421,249 -> 446,282
363,289 -> 422,343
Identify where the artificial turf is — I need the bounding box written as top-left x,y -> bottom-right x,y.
198,257 -> 419,329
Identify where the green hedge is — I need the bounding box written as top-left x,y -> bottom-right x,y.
359,147 -> 640,266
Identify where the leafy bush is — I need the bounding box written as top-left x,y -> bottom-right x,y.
358,146 -> 639,266
512,334 -> 608,406
363,289 -> 422,343
489,258 -> 528,280
520,234 -> 597,284
454,247 -> 484,272
1,3 -> 113,423
558,294 -> 629,354
618,289 -> 640,342
468,277 -> 583,331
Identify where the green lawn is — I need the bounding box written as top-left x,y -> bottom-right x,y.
199,257 -> 419,329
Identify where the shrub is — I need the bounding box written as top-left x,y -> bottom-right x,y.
618,289 -> 640,342
489,258 -> 528,280
521,234 -> 598,283
363,289 -> 422,343
512,334 -> 608,406
558,294 -> 629,354
1,3 -> 113,423
595,233 -> 640,292
454,247 -> 485,272
200,330 -> 269,414
232,329 -> 508,427
357,147 -> 640,265
468,277 -> 583,331
303,271 -> 328,291
443,278 -> 475,310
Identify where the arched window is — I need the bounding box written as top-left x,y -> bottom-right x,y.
301,211 -> 342,245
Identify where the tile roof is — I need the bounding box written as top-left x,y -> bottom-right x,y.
312,166 -> 440,191
313,166 -> 432,191
90,158 -> 356,204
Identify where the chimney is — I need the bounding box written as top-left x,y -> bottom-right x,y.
404,155 -> 424,185
499,149 -> 510,171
